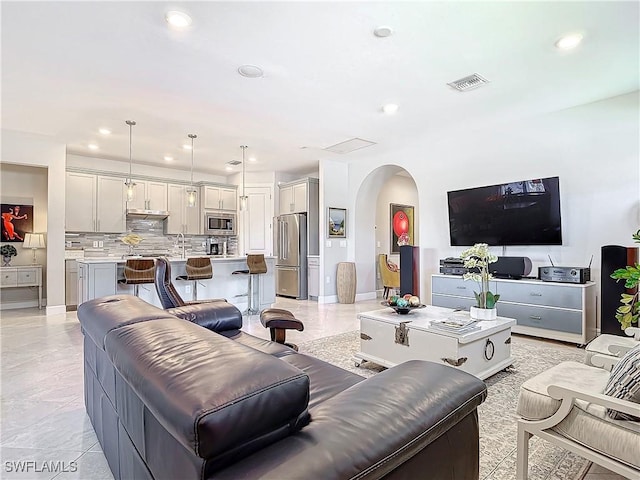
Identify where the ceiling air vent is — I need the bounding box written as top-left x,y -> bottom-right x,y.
226,160 -> 241,165
447,73 -> 489,92
323,138 -> 377,154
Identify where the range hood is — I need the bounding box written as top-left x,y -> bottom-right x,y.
125,209 -> 170,220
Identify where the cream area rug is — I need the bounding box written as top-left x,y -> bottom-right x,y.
298,332 -> 591,480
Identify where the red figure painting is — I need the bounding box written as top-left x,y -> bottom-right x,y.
1,204 -> 33,242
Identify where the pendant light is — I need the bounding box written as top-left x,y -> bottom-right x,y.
124,120 -> 137,201
186,134 -> 197,207
239,145 -> 248,211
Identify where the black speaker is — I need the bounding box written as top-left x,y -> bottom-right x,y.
399,245 -> 420,297
601,245 -> 638,335
490,257 -> 533,279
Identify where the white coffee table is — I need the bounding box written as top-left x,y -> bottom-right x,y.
354,305 -> 516,380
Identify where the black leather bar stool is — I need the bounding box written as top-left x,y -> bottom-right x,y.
118,259 -> 156,297
232,254 -> 267,315
176,257 -> 213,301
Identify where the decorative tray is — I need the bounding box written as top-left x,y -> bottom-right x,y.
381,301 -> 426,315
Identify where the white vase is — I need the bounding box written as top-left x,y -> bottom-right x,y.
470,306 -> 497,320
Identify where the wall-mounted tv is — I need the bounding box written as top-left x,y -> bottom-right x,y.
447,176 -> 562,246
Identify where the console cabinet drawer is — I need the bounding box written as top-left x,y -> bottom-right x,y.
431,276 -> 478,299
17,269 -> 38,285
431,294 -> 475,311
497,303 -> 582,334
497,282 -> 582,309
0,270 -> 18,287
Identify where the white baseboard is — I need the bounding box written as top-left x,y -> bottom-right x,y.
318,295 -> 338,304
46,304 -> 67,315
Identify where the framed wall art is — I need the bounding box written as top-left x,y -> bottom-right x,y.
390,203 -> 414,253
328,207 -> 346,238
1,203 -> 33,243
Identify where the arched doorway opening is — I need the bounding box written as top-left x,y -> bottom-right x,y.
353,165 -> 419,297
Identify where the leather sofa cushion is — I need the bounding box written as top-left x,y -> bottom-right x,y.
104,318 -> 310,462
79,295 -> 177,350
167,301 -> 242,332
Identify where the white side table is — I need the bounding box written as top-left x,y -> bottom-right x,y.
0,265 -> 43,308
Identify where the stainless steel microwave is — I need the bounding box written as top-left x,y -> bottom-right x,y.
204,212 -> 236,236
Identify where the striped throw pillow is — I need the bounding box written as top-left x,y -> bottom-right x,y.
604,343 -> 640,421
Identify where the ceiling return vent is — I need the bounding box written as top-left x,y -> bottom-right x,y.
447,73 -> 489,92
323,138 -> 377,154
226,160 -> 241,165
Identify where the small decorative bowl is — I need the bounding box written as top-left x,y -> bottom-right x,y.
381,301 -> 426,315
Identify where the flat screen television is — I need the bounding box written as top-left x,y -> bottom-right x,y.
447,176 -> 562,246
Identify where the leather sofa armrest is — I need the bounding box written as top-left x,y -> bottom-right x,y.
167,302 -> 242,332
214,360 -> 487,480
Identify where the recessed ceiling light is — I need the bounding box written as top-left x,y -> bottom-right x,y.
555,33 -> 583,50
164,156 -> 173,162
248,156 -> 257,162
225,166 -> 233,171
374,26 -> 393,38
382,103 -> 399,115
166,11 -> 192,29
238,64 -> 264,78
98,128 -> 111,135
182,144 -> 192,150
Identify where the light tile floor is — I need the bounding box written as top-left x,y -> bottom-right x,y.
0,298 -> 628,480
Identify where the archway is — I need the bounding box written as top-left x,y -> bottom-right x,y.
353,164 -> 419,297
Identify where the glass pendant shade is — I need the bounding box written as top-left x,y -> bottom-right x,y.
239,145 -> 248,211
239,195 -> 248,211
125,120 -> 137,201
187,134 -> 197,207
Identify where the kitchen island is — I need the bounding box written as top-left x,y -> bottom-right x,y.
76,256 -> 276,312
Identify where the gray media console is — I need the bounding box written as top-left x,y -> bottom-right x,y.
431,274 -> 597,345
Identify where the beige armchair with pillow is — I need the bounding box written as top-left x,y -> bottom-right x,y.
516,344 -> 640,480
584,326 -> 640,366
378,254 -> 400,299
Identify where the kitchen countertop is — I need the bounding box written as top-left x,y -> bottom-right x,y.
76,255 -> 274,264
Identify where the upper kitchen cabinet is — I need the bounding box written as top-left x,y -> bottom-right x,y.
66,172 -> 96,232
96,176 -> 126,232
278,178 -> 319,215
167,184 -> 200,235
65,173 -> 126,232
203,185 -> 237,211
126,180 -> 168,211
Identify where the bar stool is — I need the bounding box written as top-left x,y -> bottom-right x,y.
232,254 -> 267,315
118,259 -> 156,297
176,257 -> 213,301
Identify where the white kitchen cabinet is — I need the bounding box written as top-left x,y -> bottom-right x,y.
65,173 -> 125,232
278,178 -> 319,215
65,259 -> 78,307
203,185 -> 237,211
66,172 -> 96,232
308,256 -> 319,299
167,184 -> 200,235
96,175 -> 126,232
77,262 -> 116,306
126,179 -> 168,211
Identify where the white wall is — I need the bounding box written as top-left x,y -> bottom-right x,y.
345,92 -> 639,320
1,130 -> 67,313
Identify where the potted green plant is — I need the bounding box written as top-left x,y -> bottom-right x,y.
460,243 -> 500,320
1,244 -> 18,267
610,229 -> 640,331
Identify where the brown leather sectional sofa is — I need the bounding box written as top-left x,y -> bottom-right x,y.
78,295 -> 487,479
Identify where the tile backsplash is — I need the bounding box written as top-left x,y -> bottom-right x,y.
65,219 -> 237,257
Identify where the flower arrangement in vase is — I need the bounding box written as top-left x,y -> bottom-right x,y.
460,243 -> 500,320
1,244 -> 18,267
121,233 -> 143,256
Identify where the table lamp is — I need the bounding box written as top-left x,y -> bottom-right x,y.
23,233 -> 46,264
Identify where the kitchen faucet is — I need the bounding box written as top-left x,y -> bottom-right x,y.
174,232 -> 185,259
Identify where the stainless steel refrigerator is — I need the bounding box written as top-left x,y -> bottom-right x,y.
275,213 -> 308,299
